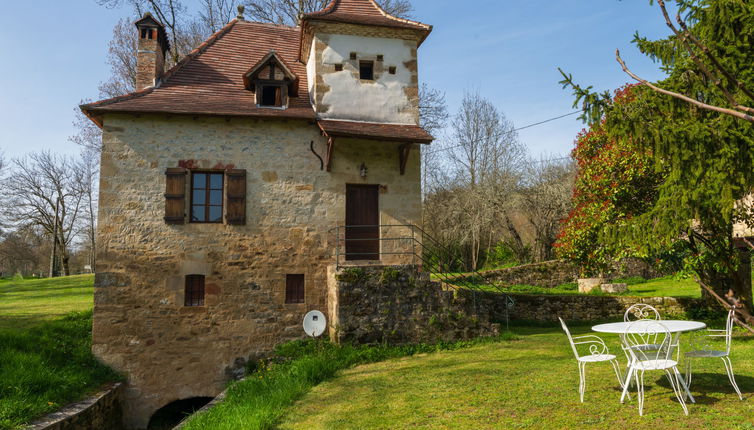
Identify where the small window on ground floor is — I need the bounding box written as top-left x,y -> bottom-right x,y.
286,274 -> 305,304
185,274 -> 205,306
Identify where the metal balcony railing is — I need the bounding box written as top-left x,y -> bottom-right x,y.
329,224 -> 515,328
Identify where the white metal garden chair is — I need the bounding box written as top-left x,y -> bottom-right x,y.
558,317 -> 627,402
624,303 -> 661,322
623,320 -> 689,416
622,303 -> 667,358
684,309 -> 744,400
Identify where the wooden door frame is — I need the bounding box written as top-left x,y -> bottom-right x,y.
345,184 -> 380,261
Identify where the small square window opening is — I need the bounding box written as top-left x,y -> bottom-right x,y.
334,64 -> 343,72
350,52 -> 357,60
185,275 -> 205,306
377,55 -> 384,62
360,61 -> 374,80
286,274 -> 305,304
388,66 -> 397,75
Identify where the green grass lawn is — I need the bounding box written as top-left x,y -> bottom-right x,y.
0,275 -> 94,329
280,324 -> 754,429
0,275 -> 119,430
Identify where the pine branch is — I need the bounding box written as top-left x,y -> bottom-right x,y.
615,49 -> 754,123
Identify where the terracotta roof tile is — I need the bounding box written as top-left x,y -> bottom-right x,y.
318,119 -> 433,143
82,20 -> 315,122
303,0 -> 432,32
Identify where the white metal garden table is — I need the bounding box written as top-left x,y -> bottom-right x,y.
592,320 -> 706,403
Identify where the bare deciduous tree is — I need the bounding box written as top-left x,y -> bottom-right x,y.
97,0 -> 194,64
74,150 -> 100,273
424,91 -> 529,270
243,0 -> 413,26
198,0 -> 236,33
1,152 -> 85,277
519,158 -> 575,262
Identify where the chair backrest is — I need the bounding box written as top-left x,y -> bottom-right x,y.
624,320 -> 673,364
624,303 -> 661,322
558,317 -> 580,359
715,309 -> 736,354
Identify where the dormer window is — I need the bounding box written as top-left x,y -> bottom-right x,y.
260,85 -> 283,107
243,50 -> 299,110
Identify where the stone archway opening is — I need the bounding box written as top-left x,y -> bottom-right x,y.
147,397 -> 213,429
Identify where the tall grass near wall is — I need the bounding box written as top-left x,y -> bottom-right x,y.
180,333 -> 518,430
0,311 -> 121,430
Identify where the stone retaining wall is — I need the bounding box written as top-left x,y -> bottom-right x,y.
328,265 -> 498,344
27,383 -> 123,430
475,260 -> 579,287
473,293 -> 707,323
460,258 -> 666,289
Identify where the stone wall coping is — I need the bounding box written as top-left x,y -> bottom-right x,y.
26,383 -> 122,430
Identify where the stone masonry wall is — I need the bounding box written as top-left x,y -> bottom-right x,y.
95,113 -> 422,428
475,260 -> 579,288
459,259 -> 666,289
28,384 -> 123,430
474,292 -> 707,323
328,265 -> 498,344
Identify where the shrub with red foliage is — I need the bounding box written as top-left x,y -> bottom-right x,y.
555,85 -> 662,276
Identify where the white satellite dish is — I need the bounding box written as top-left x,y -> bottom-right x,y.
303,310 -> 327,337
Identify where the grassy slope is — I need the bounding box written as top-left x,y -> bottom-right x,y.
281,325 -> 754,430
0,275 -> 119,430
180,335 -> 518,430
0,275 -> 94,329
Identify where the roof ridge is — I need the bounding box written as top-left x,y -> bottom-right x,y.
237,20 -> 299,30
302,0 -> 431,33
83,19 -> 238,111
305,0 -> 337,17
364,0 -> 431,30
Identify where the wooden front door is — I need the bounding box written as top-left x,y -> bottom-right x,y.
345,184 -> 380,261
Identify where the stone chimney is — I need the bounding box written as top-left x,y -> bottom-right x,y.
134,12 -> 170,90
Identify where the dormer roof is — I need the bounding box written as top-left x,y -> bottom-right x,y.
242,50 -> 299,92
302,0 -> 432,34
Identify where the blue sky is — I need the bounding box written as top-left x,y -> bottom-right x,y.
0,0 -> 671,160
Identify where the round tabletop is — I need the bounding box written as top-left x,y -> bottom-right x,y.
592,320 -> 706,334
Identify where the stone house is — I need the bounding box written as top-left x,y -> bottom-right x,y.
81,1 -> 434,427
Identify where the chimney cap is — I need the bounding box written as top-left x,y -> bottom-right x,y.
134,12 -> 170,54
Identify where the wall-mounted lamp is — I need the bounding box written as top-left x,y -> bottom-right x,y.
359,162 -> 368,178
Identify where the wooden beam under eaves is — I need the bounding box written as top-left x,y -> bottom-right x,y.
399,143 -> 412,175
325,137 -> 335,172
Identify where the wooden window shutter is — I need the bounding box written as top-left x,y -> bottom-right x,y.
286,274 -> 305,304
164,168 -> 187,224
225,169 -> 247,225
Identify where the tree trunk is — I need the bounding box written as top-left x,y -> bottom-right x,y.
700,247 -> 753,314
732,247 -> 753,311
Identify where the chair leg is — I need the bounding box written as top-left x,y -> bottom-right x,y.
675,367 -> 695,404
721,356 -> 744,400
685,358 -> 692,391
621,366 -> 635,404
668,368 -> 689,416
578,361 -> 586,403
636,370 -> 645,416
610,359 -> 630,400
